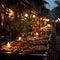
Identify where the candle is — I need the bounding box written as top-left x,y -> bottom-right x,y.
7,42 -> 10,48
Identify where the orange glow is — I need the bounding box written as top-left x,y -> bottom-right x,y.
58,18 -> 60,20
46,19 -> 50,22
47,24 -> 51,27
6,7 -> 9,12
2,4 -> 4,8
40,17 -> 43,20
19,37 -> 21,40
24,18 -> 27,20
33,15 -> 36,18
55,20 -> 58,22
35,32 -> 39,36
25,13 -> 28,17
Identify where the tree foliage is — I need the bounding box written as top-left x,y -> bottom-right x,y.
49,1 -> 60,20
11,19 -> 32,33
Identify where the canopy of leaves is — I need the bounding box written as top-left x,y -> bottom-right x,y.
11,19 -> 32,33
50,6 -> 60,19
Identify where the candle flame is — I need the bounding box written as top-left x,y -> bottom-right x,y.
7,42 -> 10,48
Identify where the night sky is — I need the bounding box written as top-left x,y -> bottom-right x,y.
45,0 -> 57,10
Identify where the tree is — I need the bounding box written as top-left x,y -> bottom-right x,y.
11,19 -> 32,33
49,0 -> 60,20
55,0 -> 60,6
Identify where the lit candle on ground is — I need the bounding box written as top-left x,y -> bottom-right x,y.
7,42 -> 10,48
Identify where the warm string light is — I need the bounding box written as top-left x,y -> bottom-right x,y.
40,17 -> 43,20
25,13 -> 28,17
34,32 -> 39,39
46,19 -> 50,22
33,15 -> 36,18
19,37 -> 21,40
47,24 -> 51,27
35,32 -> 39,36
